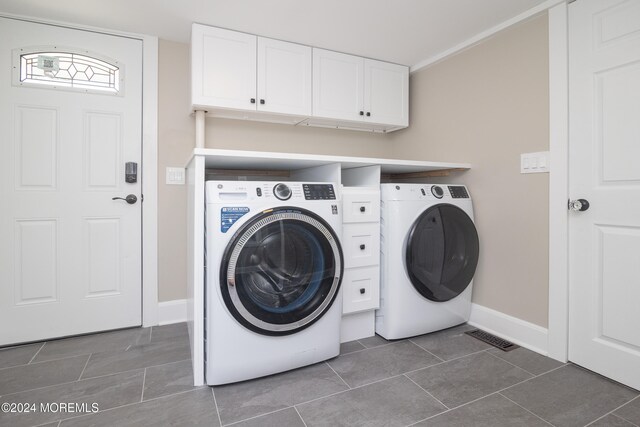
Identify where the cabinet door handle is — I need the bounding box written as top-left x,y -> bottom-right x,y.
250,98 -> 256,104
360,288 -> 366,294
360,244 -> 366,250
260,99 -> 265,105
366,112 -> 371,117
360,206 -> 366,213
359,111 -> 364,116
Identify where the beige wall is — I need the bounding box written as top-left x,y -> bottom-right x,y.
390,15 -> 550,327
157,40 -> 392,301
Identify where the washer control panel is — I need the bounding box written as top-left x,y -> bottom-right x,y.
448,186 -> 469,199
303,184 -> 336,200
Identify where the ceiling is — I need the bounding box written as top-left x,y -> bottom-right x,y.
0,0 -> 549,67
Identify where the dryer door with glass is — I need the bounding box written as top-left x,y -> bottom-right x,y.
220,207 -> 343,336
405,204 -> 479,302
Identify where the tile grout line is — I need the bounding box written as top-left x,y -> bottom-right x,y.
324,361 -> 351,389
294,406 -> 309,427
403,374 -> 449,410
498,392 -> 557,427
611,413 -> 640,427
78,357 -> 193,382
140,368 -> 147,402
346,339 -> 404,355
406,339 -> 446,363
484,349 -> 539,377
0,366 -> 148,398
617,395 -> 640,427
77,354 -> 92,381
211,388 -> 224,427
406,365 -> 569,426
222,406 -> 295,426
583,394 -> 640,427
58,387 -> 203,424
1,351 -> 95,371
486,348 -> 567,377
281,373 -> 409,413
402,348 -> 493,377
27,342 -> 46,364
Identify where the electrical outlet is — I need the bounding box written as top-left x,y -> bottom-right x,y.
166,167 -> 185,185
521,152 -> 550,174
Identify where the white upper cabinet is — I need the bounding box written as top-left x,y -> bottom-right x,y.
192,24 -> 311,118
312,48 -> 408,130
192,25 -> 257,111
364,59 -> 409,127
191,24 -> 409,132
312,49 -> 365,122
257,38 -> 311,116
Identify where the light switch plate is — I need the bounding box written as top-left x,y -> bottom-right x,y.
166,167 -> 185,185
521,151 -> 550,174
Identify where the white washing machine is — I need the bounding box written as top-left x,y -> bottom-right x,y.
376,183 -> 479,340
205,181 -> 344,385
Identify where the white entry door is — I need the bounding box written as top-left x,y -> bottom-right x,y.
0,17 -> 143,345
568,0 -> 640,390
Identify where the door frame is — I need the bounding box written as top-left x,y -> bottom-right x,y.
547,1 -> 570,362
0,13 -> 160,328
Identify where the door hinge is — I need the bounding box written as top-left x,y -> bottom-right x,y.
141,194 -> 144,202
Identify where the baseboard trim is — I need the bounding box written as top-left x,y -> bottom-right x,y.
468,303 -> 549,356
158,299 -> 187,326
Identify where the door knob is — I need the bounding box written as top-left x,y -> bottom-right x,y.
112,194 -> 137,205
360,206 -> 366,212
568,199 -> 589,211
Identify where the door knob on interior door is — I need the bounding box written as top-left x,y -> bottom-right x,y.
112,194 -> 138,205
568,199 -> 589,211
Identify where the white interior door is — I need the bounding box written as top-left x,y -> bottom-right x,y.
568,0 -> 640,390
0,17 -> 143,346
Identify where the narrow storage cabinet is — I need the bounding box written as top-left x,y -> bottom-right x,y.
341,186 -> 381,314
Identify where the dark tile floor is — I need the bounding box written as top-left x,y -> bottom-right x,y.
0,323 -> 638,427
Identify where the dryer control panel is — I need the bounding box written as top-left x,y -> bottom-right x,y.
303,184 -> 336,200
448,186 -> 469,199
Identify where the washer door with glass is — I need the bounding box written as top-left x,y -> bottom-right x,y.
405,204 -> 479,302
220,207 -> 343,336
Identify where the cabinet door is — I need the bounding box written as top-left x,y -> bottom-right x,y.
257,38 -> 311,116
313,48 -> 364,122
363,59 -> 409,127
192,25 -> 256,110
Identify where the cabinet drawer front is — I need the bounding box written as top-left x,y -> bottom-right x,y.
342,266 -> 380,314
343,191 -> 380,223
342,223 -> 380,268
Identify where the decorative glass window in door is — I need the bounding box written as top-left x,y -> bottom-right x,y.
17,49 -> 120,94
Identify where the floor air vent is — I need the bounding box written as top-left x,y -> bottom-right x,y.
465,329 -> 519,352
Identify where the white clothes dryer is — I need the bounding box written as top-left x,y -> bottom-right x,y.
205,181 -> 344,385
376,183 -> 479,340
